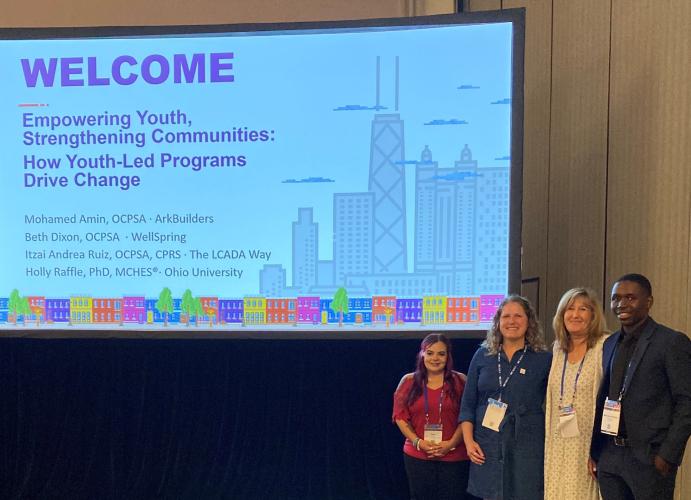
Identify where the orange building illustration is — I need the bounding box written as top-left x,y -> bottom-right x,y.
446,297 -> 480,324
266,298 -> 296,325
372,295 -> 396,325
92,298 -> 122,324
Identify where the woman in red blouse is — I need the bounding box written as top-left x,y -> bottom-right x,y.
393,333 -> 472,500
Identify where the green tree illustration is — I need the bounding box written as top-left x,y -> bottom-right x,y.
8,289 -> 30,325
155,287 -> 174,327
192,297 -> 204,327
180,289 -> 194,326
18,297 -> 31,325
330,287 -> 349,327
8,289 -> 22,325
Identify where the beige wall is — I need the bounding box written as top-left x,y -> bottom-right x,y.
465,1 -> 691,497
2,0 -> 689,496
0,0 -> 402,26
0,0 -> 459,27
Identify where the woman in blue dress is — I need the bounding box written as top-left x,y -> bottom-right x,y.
459,295 -> 551,500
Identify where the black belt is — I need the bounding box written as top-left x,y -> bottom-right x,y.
612,436 -> 629,447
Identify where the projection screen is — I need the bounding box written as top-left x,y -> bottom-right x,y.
0,10 -> 525,336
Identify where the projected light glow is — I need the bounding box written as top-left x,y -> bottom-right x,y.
0,12 -> 524,333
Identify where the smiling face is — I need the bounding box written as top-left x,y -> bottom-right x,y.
611,280 -> 652,332
563,296 -> 594,338
499,301 -> 528,344
422,341 -> 448,375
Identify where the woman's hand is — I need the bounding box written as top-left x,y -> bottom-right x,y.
427,440 -> 455,458
465,439 -> 485,465
418,439 -> 441,456
587,457 -> 598,480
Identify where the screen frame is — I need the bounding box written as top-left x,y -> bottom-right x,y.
0,8 -> 525,339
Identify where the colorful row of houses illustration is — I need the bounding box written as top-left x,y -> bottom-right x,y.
0,294 -> 505,327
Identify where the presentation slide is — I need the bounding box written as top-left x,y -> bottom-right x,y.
0,14 -> 520,333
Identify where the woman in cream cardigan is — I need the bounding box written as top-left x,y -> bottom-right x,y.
544,288 -> 608,500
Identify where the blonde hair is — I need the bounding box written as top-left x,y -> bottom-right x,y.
552,287 -> 607,353
482,295 -> 547,355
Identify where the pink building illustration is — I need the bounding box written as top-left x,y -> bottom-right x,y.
297,296 -> 320,324
122,296 -> 146,324
480,294 -> 505,322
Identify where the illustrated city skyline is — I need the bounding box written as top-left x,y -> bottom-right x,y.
259,111 -> 509,300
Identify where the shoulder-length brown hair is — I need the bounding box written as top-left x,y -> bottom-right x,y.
552,287 -> 607,353
482,295 -> 546,355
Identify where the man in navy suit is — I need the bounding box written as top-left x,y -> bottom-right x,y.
589,273 -> 691,499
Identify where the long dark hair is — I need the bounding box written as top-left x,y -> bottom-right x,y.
406,333 -> 459,407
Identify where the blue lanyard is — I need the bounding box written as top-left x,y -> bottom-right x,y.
559,351 -> 586,408
423,383 -> 444,425
497,345 -> 527,402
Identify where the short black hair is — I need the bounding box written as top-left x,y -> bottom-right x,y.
615,273 -> 652,296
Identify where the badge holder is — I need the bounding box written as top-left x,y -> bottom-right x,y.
600,398 -> 621,436
482,398 -> 507,432
558,405 -> 580,437
424,423 -> 443,444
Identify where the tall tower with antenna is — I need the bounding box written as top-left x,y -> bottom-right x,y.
368,56 -> 407,274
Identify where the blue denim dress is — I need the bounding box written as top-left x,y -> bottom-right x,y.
459,346 -> 551,499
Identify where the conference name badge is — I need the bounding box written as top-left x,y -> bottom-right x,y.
600,398 -> 621,436
481,398 -> 507,432
558,405 -> 580,438
423,423 -> 443,444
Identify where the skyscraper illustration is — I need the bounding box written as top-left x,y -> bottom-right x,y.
413,144 -> 507,296
292,208 -> 318,292
474,167 -> 509,294
368,57 -> 407,274
260,264 -> 287,297
414,146 -> 436,273
333,192 -> 375,284
453,144 -> 478,294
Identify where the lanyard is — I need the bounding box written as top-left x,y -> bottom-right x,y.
608,343 -> 636,401
423,383 -> 444,425
497,345 -> 527,402
559,351 -> 586,408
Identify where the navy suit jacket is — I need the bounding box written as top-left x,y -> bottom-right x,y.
591,318 -> 691,465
